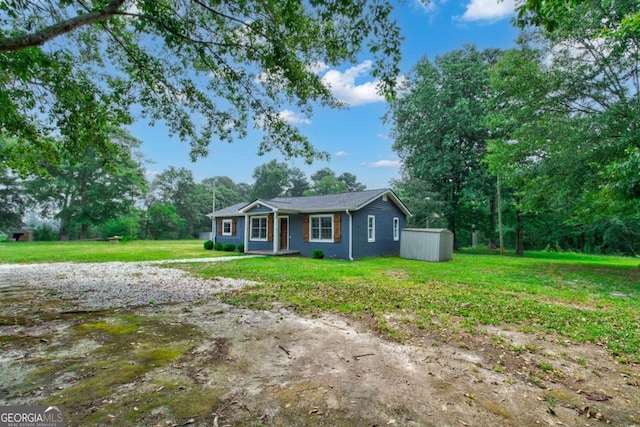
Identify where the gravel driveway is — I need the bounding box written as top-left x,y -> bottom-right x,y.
0,256 -> 261,310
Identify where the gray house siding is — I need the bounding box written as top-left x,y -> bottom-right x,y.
247,205 -> 273,214
352,197 -> 406,259
288,213 -> 350,259
214,217 -> 245,247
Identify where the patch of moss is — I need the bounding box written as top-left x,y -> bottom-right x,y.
545,389 -> 580,408
480,399 -> 510,418
26,311 -> 204,423
0,334 -> 51,345
133,345 -> 189,367
82,384 -> 224,425
77,316 -> 141,336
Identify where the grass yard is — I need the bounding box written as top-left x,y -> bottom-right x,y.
184,250 -> 640,362
0,240 -> 239,263
2,245 -> 639,425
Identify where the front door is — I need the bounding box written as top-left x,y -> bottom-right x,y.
279,217 -> 288,250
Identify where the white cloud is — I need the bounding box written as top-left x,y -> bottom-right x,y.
321,60 -> 385,106
362,160 -> 402,168
307,61 -> 330,74
278,110 -> 311,125
335,151 -> 348,157
457,0 -> 516,23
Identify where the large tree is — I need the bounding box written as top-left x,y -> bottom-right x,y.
151,166 -> 210,237
250,160 -> 291,200
26,129 -> 147,239
338,172 -> 366,192
1,0 -> 405,174
306,168 -> 365,195
487,5 -> 640,253
487,23 -> 640,219
202,176 -> 249,210
388,46 -> 498,249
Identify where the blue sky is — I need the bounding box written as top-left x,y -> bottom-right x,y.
131,0 -> 521,190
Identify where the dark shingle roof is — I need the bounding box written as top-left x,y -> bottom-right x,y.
267,189 -> 389,211
211,189 -> 411,216
209,202 -> 248,216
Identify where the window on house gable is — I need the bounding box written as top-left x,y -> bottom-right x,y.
368,215 -> 376,242
222,219 -> 233,236
393,217 -> 400,241
310,215 -> 333,242
250,216 -> 268,241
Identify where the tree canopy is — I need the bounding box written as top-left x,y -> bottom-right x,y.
1,0 -> 405,174
515,0 -> 640,38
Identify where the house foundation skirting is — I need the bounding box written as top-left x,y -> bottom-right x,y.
244,250 -> 300,257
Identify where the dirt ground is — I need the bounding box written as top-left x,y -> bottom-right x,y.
1,266 -> 639,426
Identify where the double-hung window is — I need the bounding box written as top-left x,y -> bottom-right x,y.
310,215 -> 333,242
222,219 -> 233,236
393,217 -> 400,241
250,216 -> 268,241
368,215 -> 376,242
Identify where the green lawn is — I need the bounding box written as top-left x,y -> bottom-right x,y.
0,240 -> 240,263
184,251 -> 640,362
2,241 -> 638,362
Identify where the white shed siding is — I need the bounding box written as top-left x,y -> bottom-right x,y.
400,228 -> 453,262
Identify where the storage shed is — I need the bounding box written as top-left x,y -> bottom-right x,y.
400,228 -> 453,262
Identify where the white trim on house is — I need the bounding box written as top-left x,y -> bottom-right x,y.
239,200 -> 279,213
273,210 -> 280,254
368,215 -> 376,243
250,216 -> 269,241
244,213 -> 249,250
346,209 -> 353,261
393,217 -> 400,241
309,214 -> 334,243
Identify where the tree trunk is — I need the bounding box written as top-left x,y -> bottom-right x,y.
449,215 -> 458,251
59,215 -> 70,241
515,200 -> 524,256
488,195 -> 497,249
80,223 -> 89,240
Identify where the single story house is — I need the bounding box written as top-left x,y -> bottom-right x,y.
208,188 -> 412,260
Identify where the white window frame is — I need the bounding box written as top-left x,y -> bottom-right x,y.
222,219 -> 233,236
368,215 -> 376,243
250,216 -> 268,241
309,214 -> 334,243
393,217 -> 400,241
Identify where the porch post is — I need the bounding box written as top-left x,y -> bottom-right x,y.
244,213 -> 249,252
273,209 -> 279,254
